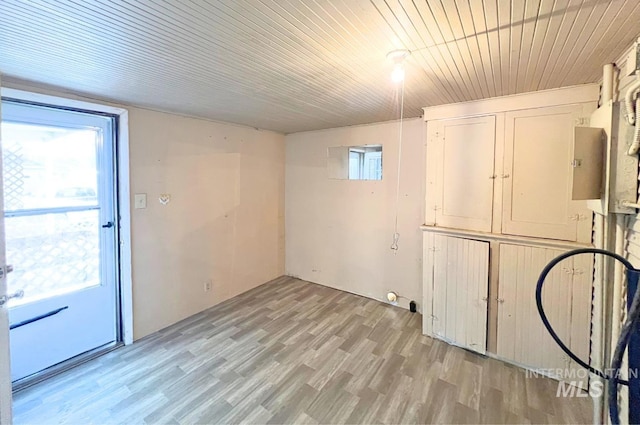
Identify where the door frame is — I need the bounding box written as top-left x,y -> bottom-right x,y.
0,87 -> 133,346
0,72 -> 11,425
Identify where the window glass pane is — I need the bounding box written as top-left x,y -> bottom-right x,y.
6,210 -> 100,307
2,122 -> 99,211
364,151 -> 382,180
349,151 -> 361,179
328,145 -> 382,180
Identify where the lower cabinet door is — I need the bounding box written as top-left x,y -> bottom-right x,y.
430,234 -> 490,354
497,243 -> 591,389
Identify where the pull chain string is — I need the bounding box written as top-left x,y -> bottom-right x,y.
391,76 -> 405,254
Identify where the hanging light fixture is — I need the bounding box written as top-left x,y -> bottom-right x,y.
386,49 -> 411,83
386,49 -> 410,254
391,64 -> 405,83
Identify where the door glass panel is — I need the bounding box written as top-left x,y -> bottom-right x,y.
1,119 -> 103,307
6,211 -> 101,307
2,122 -> 99,211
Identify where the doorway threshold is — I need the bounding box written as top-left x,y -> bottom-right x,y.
12,340 -> 123,393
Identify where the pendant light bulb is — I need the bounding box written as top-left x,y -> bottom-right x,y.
386,49 -> 410,84
391,64 -> 405,83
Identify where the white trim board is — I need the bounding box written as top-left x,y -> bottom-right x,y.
420,225 -> 593,250
1,87 -> 134,345
0,72 -> 12,425
422,84 -> 600,121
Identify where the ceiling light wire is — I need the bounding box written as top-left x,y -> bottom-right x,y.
390,76 -> 405,254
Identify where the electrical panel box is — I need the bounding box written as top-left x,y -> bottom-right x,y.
586,101 -> 639,215
625,42 -> 640,77
572,127 -> 605,200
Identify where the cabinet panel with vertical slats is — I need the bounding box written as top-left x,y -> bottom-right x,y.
431,234 -> 489,354
497,243 -> 591,389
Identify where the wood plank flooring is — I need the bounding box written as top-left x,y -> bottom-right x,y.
13,276 -> 592,424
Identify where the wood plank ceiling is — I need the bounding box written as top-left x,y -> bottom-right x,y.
0,0 -> 639,134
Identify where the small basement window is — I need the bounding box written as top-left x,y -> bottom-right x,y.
348,146 -> 382,180
327,144 -> 383,180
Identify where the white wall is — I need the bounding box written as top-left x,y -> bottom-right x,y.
285,118 -> 424,310
129,109 -> 285,338
1,82 -> 286,340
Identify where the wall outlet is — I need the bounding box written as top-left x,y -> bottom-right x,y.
203,280 -> 212,292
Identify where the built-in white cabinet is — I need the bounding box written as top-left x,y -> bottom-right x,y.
502,105 -> 589,241
422,87 -> 599,389
422,230 -> 592,388
426,116 -> 496,232
423,233 -> 489,354
425,103 -> 593,243
496,243 -> 591,389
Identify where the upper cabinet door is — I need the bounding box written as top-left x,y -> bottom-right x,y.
502,105 -> 589,242
426,115 -> 496,232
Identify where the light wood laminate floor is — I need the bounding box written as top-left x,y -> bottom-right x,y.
13,276 -> 591,424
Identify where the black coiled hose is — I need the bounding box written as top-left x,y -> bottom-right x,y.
535,248 -> 639,425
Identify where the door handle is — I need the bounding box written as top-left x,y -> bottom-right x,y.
102,221 -> 114,229
0,264 -> 13,279
0,289 -> 24,307
10,306 -> 68,329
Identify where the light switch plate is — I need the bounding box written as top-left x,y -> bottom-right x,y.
134,193 -> 147,209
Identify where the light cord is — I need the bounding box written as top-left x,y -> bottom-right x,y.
391,77 -> 405,254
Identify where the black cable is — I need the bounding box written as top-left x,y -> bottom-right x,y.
609,271 -> 640,425
535,248 -> 640,425
536,248 -> 632,383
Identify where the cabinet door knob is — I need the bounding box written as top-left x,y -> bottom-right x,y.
501,174 -> 510,179
496,298 -> 505,303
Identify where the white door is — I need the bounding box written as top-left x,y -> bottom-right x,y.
501,105 -> 591,242
0,74 -> 14,425
426,115 -> 496,232
496,243 -> 591,389
1,99 -> 118,382
429,234 -> 490,354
